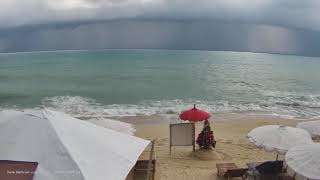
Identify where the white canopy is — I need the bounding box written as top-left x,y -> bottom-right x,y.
87,118 -> 136,135
247,125 -> 313,154
285,143 -> 320,180
297,120 -> 320,138
0,109 -> 149,180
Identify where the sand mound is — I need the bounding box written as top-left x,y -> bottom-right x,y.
192,149 -> 224,161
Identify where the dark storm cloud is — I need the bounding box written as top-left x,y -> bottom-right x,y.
1,0 -> 320,31
0,1 -> 320,56
1,20 -> 320,56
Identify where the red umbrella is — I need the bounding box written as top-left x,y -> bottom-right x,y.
179,104 -> 210,122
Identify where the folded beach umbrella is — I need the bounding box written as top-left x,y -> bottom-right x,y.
297,120 -> 320,139
0,109 -> 149,180
179,104 -> 210,122
285,143 -> 320,180
247,125 -> 313,155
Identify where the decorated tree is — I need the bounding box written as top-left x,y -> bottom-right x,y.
196,120 -> 216,149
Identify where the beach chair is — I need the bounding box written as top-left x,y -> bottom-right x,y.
246,161 -> 284,180
0,160 -> 38,180
134,139 -> 156,180
216,163 -> 248,180
313,135 -> 320,142
278,175 -> 296,180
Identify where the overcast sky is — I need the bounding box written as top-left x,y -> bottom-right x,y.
1,0 -> 320,56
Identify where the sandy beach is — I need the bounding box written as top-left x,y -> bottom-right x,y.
122,113 -> 298,180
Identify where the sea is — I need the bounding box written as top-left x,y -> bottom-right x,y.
1,49 -> 320,120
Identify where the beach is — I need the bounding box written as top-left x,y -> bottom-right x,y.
124,113 -> 297,180
1,1 -> 320,178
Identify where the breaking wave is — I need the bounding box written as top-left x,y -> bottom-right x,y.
35,93 -> 320,120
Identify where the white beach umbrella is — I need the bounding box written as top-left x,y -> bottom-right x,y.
297,120 -> 320,138
0,109 -> 149,180
87,118 -> 136,135
285,143 -> 320,180
247,125 -> 313,155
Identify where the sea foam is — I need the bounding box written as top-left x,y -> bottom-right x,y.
36,94 -> 320,120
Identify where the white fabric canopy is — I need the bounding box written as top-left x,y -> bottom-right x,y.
297,120 -> 320,138
247,125 -> 313,154
0,109 -> 149,180
87,118 -> 136,135
285,143 -> 320,180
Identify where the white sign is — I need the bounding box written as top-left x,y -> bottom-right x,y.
170,123 -> 195,154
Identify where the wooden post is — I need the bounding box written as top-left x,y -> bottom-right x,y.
145,140 -> 155,180
169,124 -> 172,155
192,123 -> 195,152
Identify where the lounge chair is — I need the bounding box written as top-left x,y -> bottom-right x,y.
246,160 -> 284,180
134,139 -> 156,180
278,175 -> 296,180
216,163 -> 248,180
0,160 -> 38,180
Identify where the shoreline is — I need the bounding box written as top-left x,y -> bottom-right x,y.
113,111 -> 312,126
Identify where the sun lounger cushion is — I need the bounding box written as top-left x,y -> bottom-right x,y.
224,168 -> 248,178
216,163 -> 248,178
256,160 -> 283,174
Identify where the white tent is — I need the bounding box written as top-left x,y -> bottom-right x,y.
247,125 -> 313,154
297,120 -> 320,138
285,143 -> 320,180
0,109 -> 149,180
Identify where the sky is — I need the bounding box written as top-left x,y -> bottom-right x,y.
1,0 -> 320,56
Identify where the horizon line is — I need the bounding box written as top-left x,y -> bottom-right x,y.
0,48 -> 318,58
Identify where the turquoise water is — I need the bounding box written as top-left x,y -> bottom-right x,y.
1,49 -> 320,119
